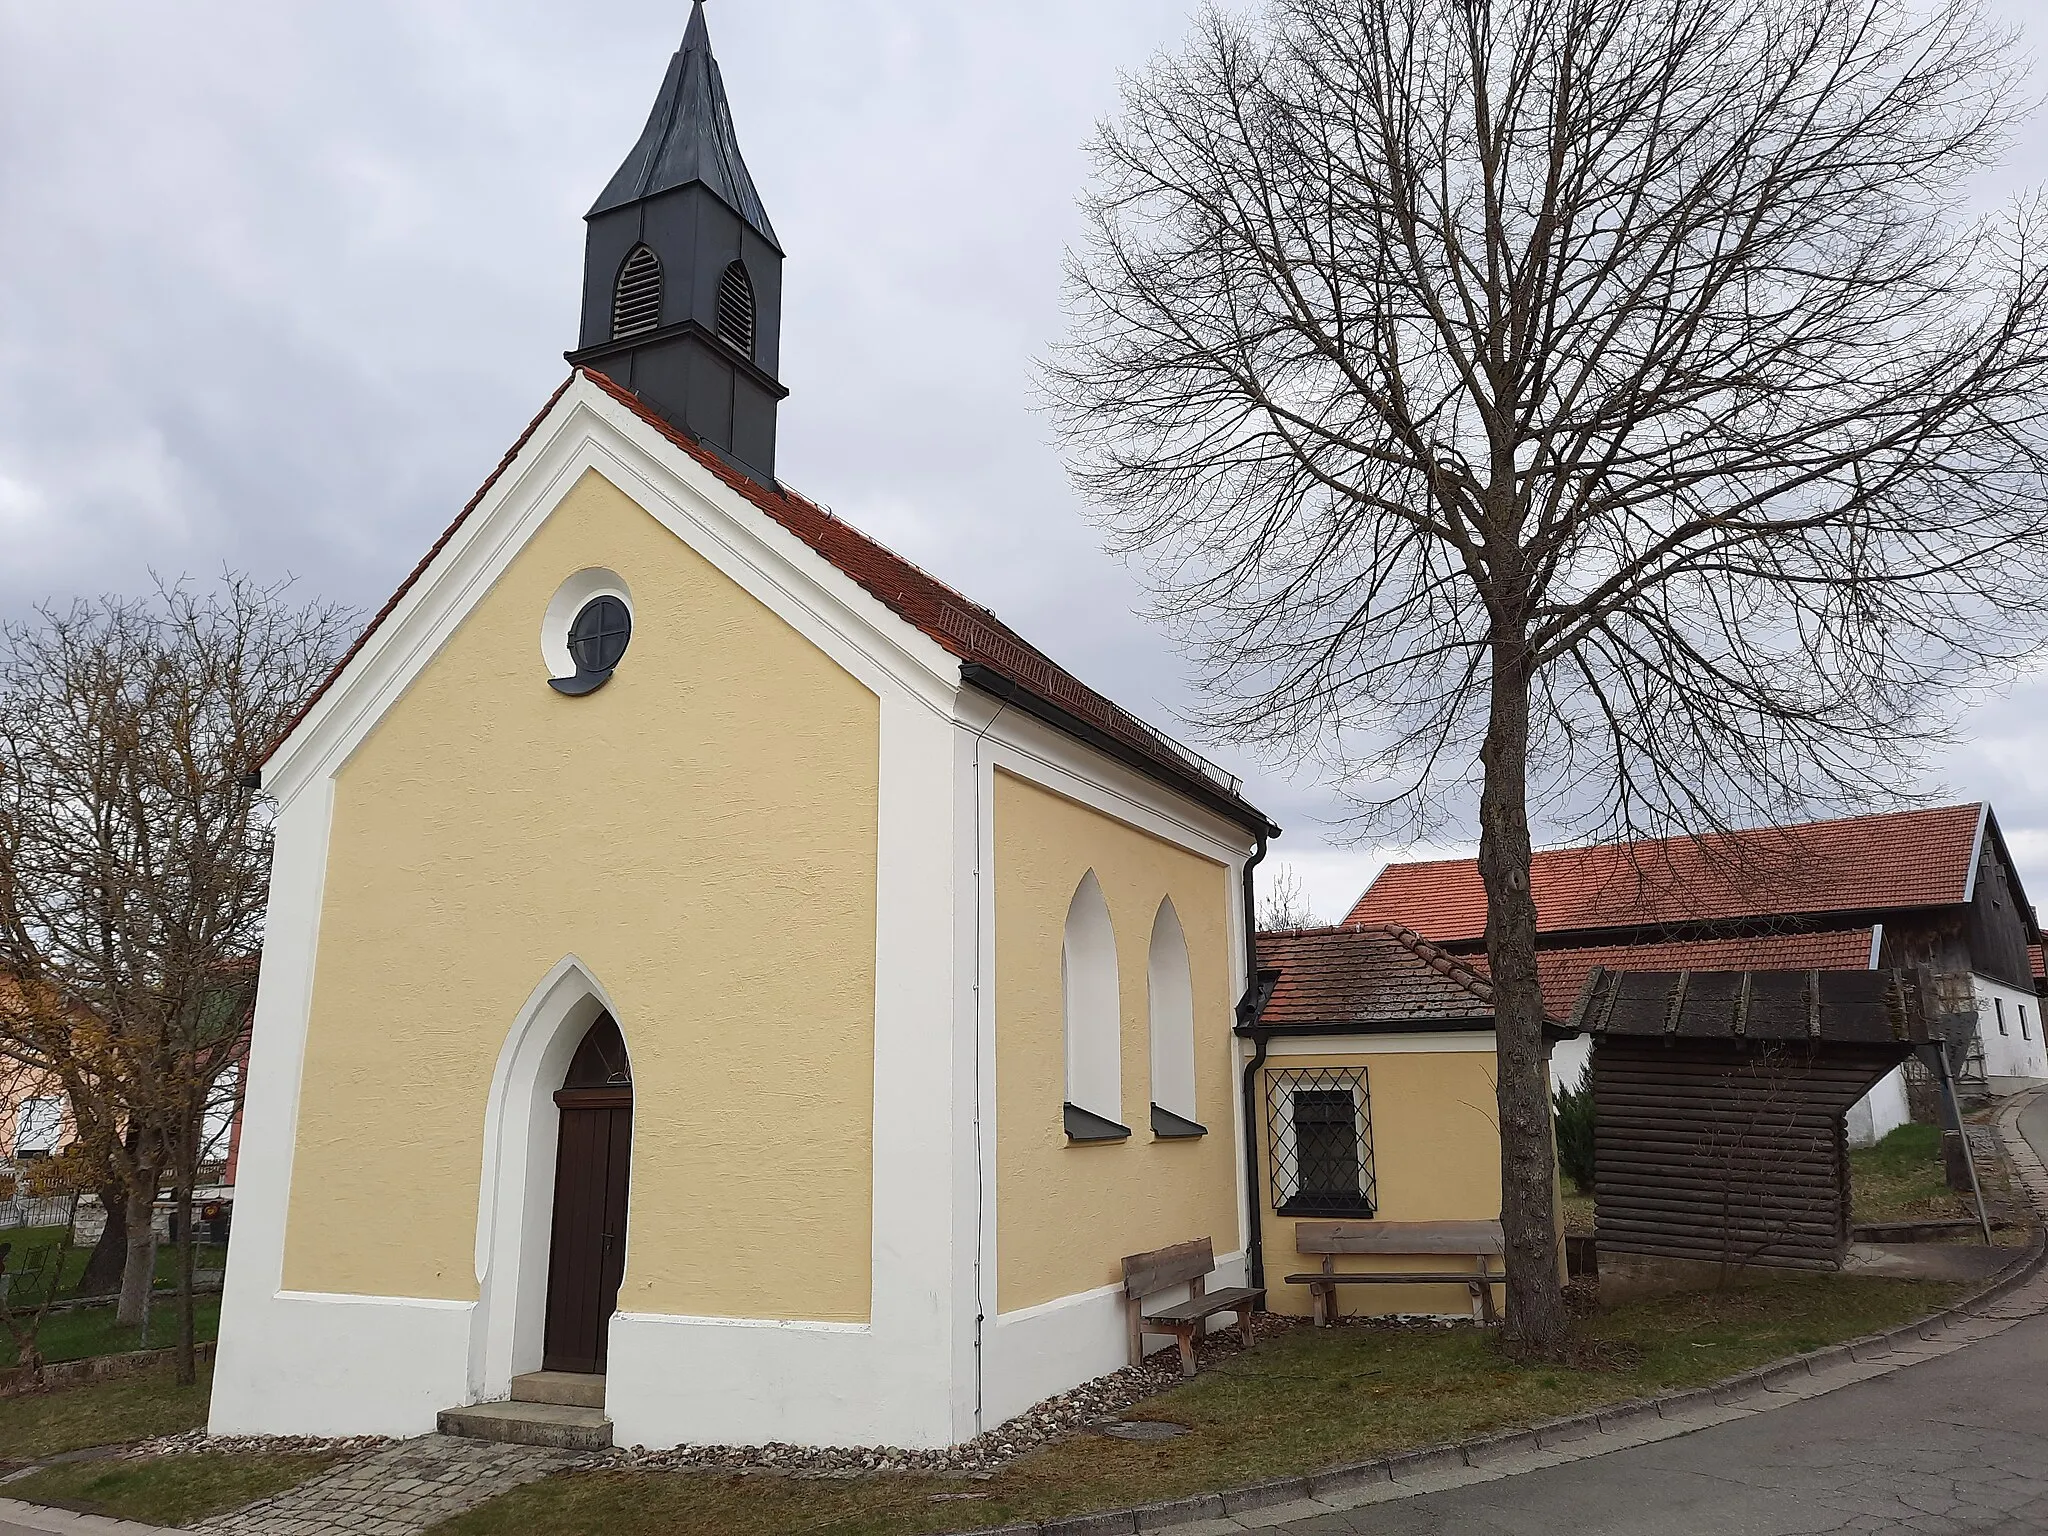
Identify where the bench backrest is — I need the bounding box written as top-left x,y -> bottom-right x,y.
1122,1236 -> 1215,1298
1295,1220 -> 1504,1256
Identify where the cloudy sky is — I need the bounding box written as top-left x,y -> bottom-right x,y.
4,0 -> 2047,922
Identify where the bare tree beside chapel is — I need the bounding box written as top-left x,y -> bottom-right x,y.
1048,0 -> 2048,1348
0,575 -> 352,1382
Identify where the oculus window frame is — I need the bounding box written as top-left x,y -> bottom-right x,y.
542,569 -> 635,697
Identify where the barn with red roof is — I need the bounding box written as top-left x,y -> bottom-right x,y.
1346,803 -> 2046,1142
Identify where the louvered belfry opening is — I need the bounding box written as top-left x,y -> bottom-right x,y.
611,246 -> 664,340
716,261 -> 756,357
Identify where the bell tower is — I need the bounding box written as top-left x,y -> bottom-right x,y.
570,2 -> 786,484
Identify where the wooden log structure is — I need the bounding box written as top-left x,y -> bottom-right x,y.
1570,967 -> 1939,1275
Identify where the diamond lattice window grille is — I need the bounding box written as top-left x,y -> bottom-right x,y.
1266,1066 -> 1376,1218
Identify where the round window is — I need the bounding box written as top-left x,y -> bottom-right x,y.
568,595 -> 633,676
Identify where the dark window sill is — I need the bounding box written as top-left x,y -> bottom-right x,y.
1064,1102 -> 1132,1143
1276,1195 -> 1377,1219
1150,1103 -> 1208,1140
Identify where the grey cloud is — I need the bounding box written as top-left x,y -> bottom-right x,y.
4,0 -> 2046,917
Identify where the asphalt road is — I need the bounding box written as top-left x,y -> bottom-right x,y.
1270,1102 -> 2048,1536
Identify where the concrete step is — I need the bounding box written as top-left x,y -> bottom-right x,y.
437,1399 -> 613,1451
511,1370 -> 607,1409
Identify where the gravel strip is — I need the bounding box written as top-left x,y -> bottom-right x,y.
129,1428 -> 399,1461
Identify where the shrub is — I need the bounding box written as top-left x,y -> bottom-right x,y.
1554,1077 -> 1596,1195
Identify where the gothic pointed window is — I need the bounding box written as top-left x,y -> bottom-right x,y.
716,261 -> 756,358
1147,898 -> 1203,1137
1062,871 -> 1127,1140
612,246 -> 664,340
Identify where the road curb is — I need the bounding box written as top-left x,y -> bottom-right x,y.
939,1095 -> 2048,1536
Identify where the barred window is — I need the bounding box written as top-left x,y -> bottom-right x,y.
1267,1067 -> 1375,1217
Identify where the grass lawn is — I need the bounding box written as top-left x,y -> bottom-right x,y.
4,1295 -> 221,1369
0,1226 -> 227,1310
3,1452 -> 334,1528
428,1273 -> 1959,1536
0,1362 -> 212,1464
1848,1123 -> 2007,1229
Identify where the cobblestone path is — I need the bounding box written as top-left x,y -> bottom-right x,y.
191,1435 -> 588,1536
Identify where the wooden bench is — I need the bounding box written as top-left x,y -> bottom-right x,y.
1121,1237 -> 1263,1378
1287,1220 -> 1504,1327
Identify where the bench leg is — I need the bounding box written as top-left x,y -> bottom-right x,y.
1311,1282 -> 1330,1327
1175,1325 -> 1198,1379
1472,1260 -> 1499,1327
1235,1307 -> 1255,1350
1126,1296 -> 1145,1368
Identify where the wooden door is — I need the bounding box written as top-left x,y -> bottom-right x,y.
542,1015 -> 633,1376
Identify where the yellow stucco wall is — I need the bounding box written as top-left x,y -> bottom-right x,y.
284,468 -> 880,1322
993,770 -> 1240,1313
1259,1049 -> 1505,1319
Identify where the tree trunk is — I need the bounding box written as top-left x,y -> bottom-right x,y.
1477,637 -> 1571,1353
78,1182 -> 128,1297
115,1178 -> 157,1328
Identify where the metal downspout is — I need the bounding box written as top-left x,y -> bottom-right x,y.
1239,832 -> 1270,1290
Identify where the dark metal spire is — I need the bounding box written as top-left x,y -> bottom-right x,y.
589,1 -> 779,247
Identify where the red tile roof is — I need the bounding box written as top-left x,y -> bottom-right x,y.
1506,930 -> 1877,1021
1345,805 -> 1989,943
1252,924 -> 1497,1029
270,372 -> 1273,834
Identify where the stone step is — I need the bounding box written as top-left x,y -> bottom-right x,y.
438,1399 -> 614,1451
511,1370 -> 607,1409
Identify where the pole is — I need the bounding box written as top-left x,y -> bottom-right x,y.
1931,1044 -> 1994,1244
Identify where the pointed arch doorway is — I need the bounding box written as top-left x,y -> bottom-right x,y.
542,1012 -> 633,1376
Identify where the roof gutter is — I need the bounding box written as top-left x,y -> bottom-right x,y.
960,664 -> 1279,840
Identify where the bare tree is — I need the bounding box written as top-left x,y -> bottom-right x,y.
1048,0 -> 2048,1349
1257,862 -> 1324,930
0,574 -> 353,1382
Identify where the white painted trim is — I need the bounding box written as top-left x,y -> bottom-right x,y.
1963,802 -> 1992,904
1868,923 -> 1885,971
615,1312 -> 872,1334
211,781 -> 347,1434
278,1291 -> 474,1311
265,378 -> 967,807
1267,1031 -> 1498,1056
993,1278 -> 1125,1328
960,696 -> 1252,870
470,956 -> 624,1400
